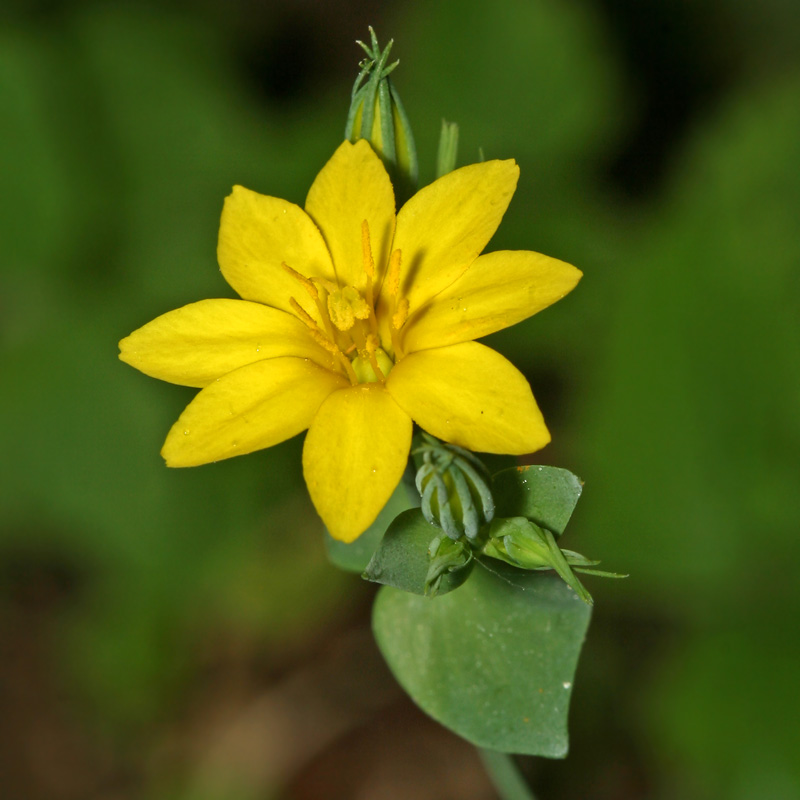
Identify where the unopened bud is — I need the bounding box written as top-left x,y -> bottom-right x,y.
482,517 -> 595,605
414,433 -> 495,541
425,536 -> 473,597
345,27 -> 418,203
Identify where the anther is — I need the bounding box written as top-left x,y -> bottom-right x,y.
290,298 -> 319,329
361,220 -> 375,280
392,298 -> 410,331
282,262 -> 318,301
361,221 -> 379,335
387,249 -> 402,297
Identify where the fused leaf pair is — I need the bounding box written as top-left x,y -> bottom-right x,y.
368,465 -> 599,756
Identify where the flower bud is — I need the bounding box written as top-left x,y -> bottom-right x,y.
345,27 -> 418,203
425,535 -> 473,597
436,119 -> 459,178
413,433 -> 495,541
482,517 -> 595,605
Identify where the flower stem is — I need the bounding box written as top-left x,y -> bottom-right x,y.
479,748 -> 539,800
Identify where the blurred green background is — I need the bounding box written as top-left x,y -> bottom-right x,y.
2,0 -> 799,798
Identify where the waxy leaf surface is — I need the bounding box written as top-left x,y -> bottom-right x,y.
492,466 -> 583,536
373,563 -> 591,756
363,508 -> 472,596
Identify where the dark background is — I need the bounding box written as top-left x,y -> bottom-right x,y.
2,0 -> 799,798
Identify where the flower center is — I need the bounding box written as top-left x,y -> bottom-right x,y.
352,347 -> 394,384
283,220 -> 409,386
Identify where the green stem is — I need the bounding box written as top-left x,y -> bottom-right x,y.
479,749 -> 538,800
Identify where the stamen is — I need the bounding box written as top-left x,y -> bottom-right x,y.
392,298 -> 410,331
389,324 -> 404,361
282,262 -> 318,300
337,353 -> 360,386
283,263 -> 337,340
290,298 -> 358,385
365,334 -> 386,381
361,220 -> 375,281
315,277 -> 339,294
385,249 -> 405,359
386,248 -> 402,297
290,297 -> 320,330
361,220 -> 380,336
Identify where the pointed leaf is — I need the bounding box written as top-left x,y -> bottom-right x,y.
492,466 -> 583,536
363,509 -> 472,596
373,562 -> 592,756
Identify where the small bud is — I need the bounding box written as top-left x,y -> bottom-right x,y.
436,119 -> 459,178
425,535 -> 473,597
345,27 -> 418,204
413,433 -> 495,541
482,517 -> 596,605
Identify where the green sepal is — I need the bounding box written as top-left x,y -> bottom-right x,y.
372,563 -> 592,756
388,83 -> 418,200
492,465 -> 583,537
559,549 -> 627,578
436,119 -> 459,177
574,568 -> 628,578
559,548 -> 601,566
362,508 -> 473,597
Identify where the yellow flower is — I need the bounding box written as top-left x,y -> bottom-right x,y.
119,140 -> 581,542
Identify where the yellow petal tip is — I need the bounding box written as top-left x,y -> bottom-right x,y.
325,520 -> 368,544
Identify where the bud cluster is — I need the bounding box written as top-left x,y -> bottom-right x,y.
413,433 -> 495,541
409,434 -> 623,602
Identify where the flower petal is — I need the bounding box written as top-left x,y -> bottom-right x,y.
162,357 -> 348,467
305,140 -> 396,293
402,250 -> 582,352
119,299 -> 338,387
217,186 -> 336,322
386,342 -> 549,455
389,159 -> 519,311
302,384 -> 412,543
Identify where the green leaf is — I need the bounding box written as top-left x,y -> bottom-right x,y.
373,561 -> 592,756
492,466 -> 583,536
363,508 -> 472,596
325,481 -> 412,573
